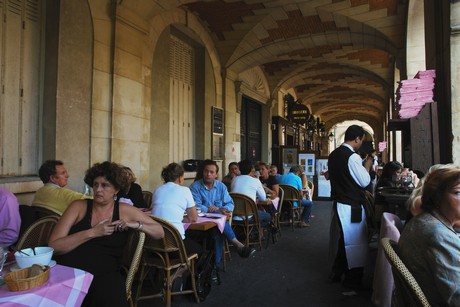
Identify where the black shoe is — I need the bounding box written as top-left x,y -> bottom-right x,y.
210,266 -> 221,285
238,246 -> 256,258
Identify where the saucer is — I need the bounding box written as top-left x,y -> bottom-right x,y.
10,260 -> 56,272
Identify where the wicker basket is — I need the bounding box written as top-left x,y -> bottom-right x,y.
4,265 -> 50,291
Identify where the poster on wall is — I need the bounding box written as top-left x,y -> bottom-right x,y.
212,107 -> 224,160
280,146 -> 298,175
316,158 -> 331,199
299,152 -> 315,176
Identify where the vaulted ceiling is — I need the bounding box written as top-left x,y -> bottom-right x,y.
128,0 -> 409,135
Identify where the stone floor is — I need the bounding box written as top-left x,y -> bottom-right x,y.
137,201 -> 377,307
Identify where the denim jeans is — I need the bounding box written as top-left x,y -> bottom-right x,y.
300,199 -> 313,222
214,220 -> 235,266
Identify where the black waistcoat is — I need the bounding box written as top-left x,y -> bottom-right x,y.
328,145 -> 364,207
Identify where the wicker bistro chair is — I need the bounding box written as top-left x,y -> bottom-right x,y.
121,229 -> 145,307
278,184 -> 301,231
222,211 -> 233,272
135,215 -> 199,307
307,181 -> 314,201
380,238 -> 431,307
272,186 -> 284,242
31,204 -> 62,218
142,191 -> 153,209
16,216 -> 60,250
363,190 -> 378,242
229,193 -> 263,251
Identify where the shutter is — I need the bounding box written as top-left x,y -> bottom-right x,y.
2,0 -> 22,175
169,35 -> 194,164
20,0 -> 40,174
0,0 -> 41,176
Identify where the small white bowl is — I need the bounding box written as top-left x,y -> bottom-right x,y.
14,247 -> 54,269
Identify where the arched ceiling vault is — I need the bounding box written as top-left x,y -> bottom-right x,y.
122,0 -> 409,139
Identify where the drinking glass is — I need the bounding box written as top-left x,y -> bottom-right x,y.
392,174 -> 402,188
402,175 -> 413,189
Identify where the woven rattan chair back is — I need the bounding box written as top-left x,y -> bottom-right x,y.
272,186 -> 284,241
363,190 -> 378,241
136,215 -> 199,307
121,230 -> 145,307
381,238 -> 431,307
31,204 -> 62,218
307,181 -> 314,201
278,184 -> 301,231
142,191 -> 153,209
16,216 -> 59,250
229,192 -> 262,250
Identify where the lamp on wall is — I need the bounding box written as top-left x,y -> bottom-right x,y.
306,115 -> 316,136
318,121 -> 326,137
328,132 -> 334,140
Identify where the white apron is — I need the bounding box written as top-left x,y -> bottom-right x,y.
329,202 -> 368,269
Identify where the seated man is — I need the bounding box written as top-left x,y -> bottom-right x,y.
33,160 -> 90,214
0,188 -> 21,247
279,165 -> 313,227
190,160 -> 256,278
231,159 -> 272,228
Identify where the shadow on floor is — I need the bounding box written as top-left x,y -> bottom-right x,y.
137,201 -> 376,307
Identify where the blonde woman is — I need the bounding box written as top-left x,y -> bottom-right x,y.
399,165 -> 460,306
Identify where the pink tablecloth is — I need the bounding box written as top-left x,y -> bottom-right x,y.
0,264 -> 93,307
183,213 -> 226,233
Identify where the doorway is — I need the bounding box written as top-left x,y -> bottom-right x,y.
240,96 -> 262,163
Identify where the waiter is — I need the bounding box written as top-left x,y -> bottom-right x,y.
328,125 -> 372,290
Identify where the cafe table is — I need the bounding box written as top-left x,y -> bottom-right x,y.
184,213 -> 227,233
257,197 -> 279,210
377,187 -> 412,220
0,264 -> 93,306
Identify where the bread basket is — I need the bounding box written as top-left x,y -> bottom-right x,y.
4,265 -> 50,291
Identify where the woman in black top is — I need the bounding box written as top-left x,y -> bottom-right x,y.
49,161 -> 164,307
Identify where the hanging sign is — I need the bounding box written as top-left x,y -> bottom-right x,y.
290,104 -> 309,125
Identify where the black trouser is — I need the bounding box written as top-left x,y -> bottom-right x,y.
331,202 -> 364,285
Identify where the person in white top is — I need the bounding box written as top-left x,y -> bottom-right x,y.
231,159 -> 272,228
151,163 -> 202,255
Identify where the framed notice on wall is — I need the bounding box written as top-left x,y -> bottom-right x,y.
212,107 -> 224,160
280,146 -> 298,175
212,107 -> 224,135
316,157 -> 331,199
299,152 -> 315,176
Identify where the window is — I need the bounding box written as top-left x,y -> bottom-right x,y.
0,0 -> 42,176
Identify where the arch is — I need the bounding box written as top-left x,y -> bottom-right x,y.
146,8 -> 222,100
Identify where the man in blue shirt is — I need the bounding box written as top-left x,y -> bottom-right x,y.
190,160 -> 256,281
279,166 -> 313,227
